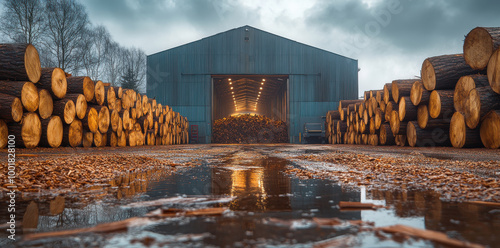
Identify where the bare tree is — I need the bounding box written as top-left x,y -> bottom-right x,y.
122,47 -> 146,93
105,42 -> 125,86
80,25 -> 111,80
0,0 -> 46,44
43,0 -> 89,73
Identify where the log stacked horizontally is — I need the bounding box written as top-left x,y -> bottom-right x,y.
325,26 -> 500,149
0,43 -> 189,149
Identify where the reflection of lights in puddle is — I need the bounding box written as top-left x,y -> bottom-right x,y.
223,166 -> 261,171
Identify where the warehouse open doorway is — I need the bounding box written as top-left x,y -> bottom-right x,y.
211,75 -> 289,143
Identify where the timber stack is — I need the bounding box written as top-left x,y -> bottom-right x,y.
0,43 -> 189,149
325,26 -> 500,149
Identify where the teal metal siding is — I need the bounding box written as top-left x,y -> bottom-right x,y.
147,25 -> 358,143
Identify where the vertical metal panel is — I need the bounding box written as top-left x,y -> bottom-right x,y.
147,25 -> 358,143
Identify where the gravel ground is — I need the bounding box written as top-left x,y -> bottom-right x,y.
1,144 -> 499,203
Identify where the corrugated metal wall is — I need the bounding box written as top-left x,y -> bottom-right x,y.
147,25 -> 358,143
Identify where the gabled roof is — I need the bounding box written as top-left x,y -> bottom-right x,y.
149,25 -> 355,61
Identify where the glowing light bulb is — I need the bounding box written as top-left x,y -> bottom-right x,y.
231,87 -> 233,90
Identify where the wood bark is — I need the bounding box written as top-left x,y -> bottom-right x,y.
410,81 -> 431,106
421,54 -> 485,91
39,116 -> 63,148
8,112 -> 41,148
487,48 -> 500,94
52,99 -> 75,125
464,27 -> 500,70
0,81 -> 39,112
480,110 -> 500,149
0,93 -> 23,122
407,121 -> 449,147
0,44 -> 41,83
454,75 -> 489,114
398,96 -> 418,122
38,68 -> 67,99
450,112 -> 482,148
464,86 -> 500,129
66,76 -> 94,102
0,120 -> 7,149
392,79 -> 417,103
38,89 -> 53,119
62,119 -> 82,147
429,90 -> 455,119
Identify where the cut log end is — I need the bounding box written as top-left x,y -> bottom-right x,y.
480,110 -> 500,149
417,105 -> 429,129
25,44 -> 42,83
94,81 -> 105,105
49,68 -> 67,99
21,113 -> 42,148
98,106 -> 110,133
429,91 -> 441,119
487,48 -> 500,94
11,97 -> 23,123
450,112 -> 467,148
44,116 -> 63,148
464,88 -> 481,129
68,120 -> 83,147
464,27 -> 496,70
38,89 -> 53,119
421,59 -> 436,91
22,81 -> 39,112
64,100 -> 76,125
0,120 -> 7,149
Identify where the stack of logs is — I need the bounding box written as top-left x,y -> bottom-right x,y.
326,26 -> 500,149
0,43 -> 189,149
212,114 -> 288,143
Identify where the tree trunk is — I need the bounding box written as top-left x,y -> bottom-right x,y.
93,80 -> 105,105
38,89 -> 53,119
487,48 -> 500,94
0,81 -> 39,112
8,112 -> 41,148
450,112 -> 482,148
454,75 -> 490,114
62,119 -> 82,147
464,86 -> 500,129
392,79 -> 417,103
383,83 -> 392,104
421,54 -> 485,91
39,116 -> 63,148
407,121 -> 449,147
66,76 -> 94,102
398,96 -> 418,121
429,90 -> 455,119
82,131 -> 93,148
38,68 -> 67,99
480,110 -> 500,149
82,107 -> 99,133
0,44 -> 41,83
65,94 -> 87,120
464,27 -> 500,70
410,81 -> 431,106
379,124 -> 395,145
0,120 -> 8,149
0,93 -> 23,122
52,99 -> 75,125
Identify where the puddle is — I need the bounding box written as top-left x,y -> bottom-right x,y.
1,147 -> 499,247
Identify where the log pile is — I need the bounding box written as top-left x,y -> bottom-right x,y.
212,114 -> 288,143
0,43 -> 189,148
326,26 -> 500,149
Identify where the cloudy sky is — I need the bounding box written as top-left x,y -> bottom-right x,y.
81,0 -> 499,97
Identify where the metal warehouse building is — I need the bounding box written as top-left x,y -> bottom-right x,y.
147,25 -> 358,143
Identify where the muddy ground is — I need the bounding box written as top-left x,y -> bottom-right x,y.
0,144 -> 499,247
